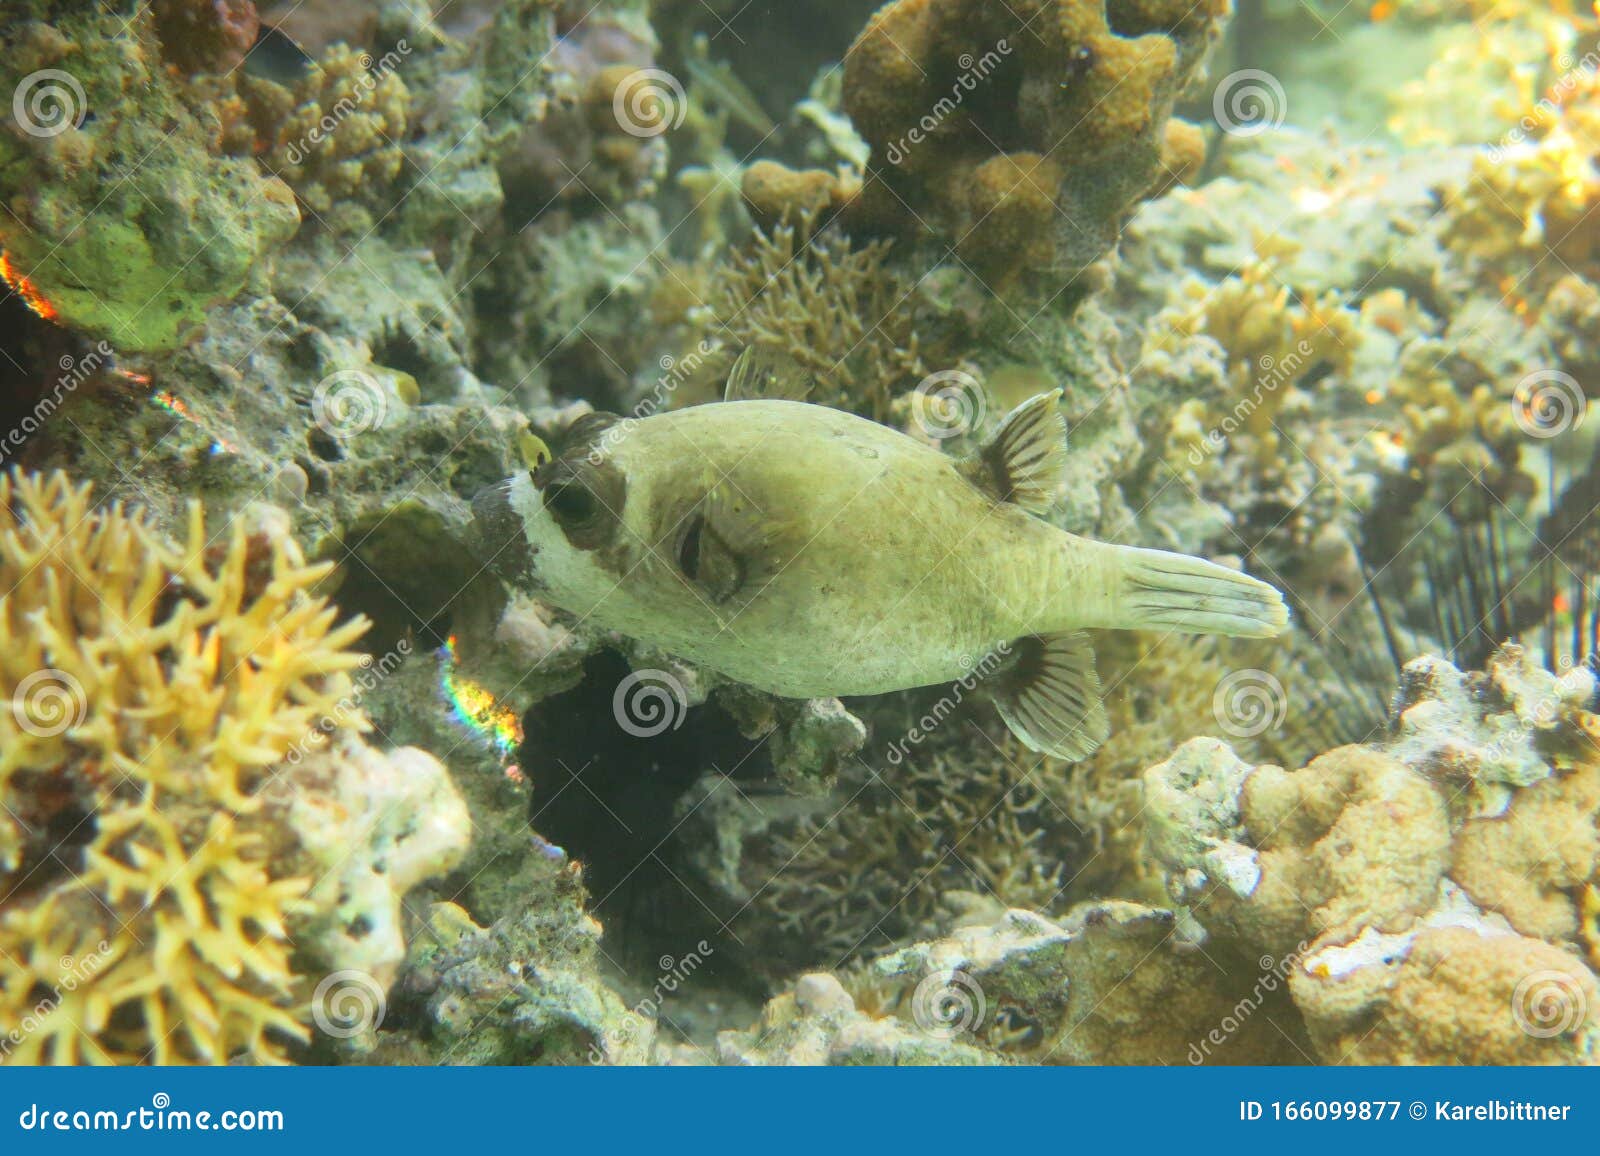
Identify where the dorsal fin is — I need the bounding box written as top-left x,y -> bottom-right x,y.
992,631 -> 1108,762
964,390 -> 1067,512
724,346 -> 816,402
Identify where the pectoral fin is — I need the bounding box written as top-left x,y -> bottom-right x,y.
992,630 -> 1109,761
964,390 -> 1067,512
724,346 -> 816,402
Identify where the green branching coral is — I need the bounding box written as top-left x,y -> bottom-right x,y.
702,222 -> 925,422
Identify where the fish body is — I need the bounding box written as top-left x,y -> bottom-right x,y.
474,378 -> 1288,759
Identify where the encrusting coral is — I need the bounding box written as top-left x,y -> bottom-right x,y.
0,471 -> 467,1064
245,42 -> 411,225
1143,646 -> 1600,1065
0,9 -> 300,351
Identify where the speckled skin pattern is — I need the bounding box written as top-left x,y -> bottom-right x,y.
498,399 -> 1127,698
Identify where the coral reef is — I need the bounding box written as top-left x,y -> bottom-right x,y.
0,9 -> 300,351
7,0 -> 1600,1074
1144,647 -> 1600,1065
245,43 -> 411,227
695,221 -> 925,421
835,0 -> 1228,292
0,472 -> 468,1064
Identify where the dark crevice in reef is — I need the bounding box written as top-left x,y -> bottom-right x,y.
519,648 -> 770,985
0,294 -> 114,470
323,506 -> 491,655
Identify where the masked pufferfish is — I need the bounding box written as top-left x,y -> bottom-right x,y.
473,353 -> 1289,761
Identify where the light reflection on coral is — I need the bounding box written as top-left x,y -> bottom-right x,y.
437,634 -> 525,782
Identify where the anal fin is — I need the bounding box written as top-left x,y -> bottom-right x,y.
993,630 -> 1109,762
964,390 -> 1067,513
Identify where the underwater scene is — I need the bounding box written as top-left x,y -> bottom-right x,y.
1,0 -> 1600,1071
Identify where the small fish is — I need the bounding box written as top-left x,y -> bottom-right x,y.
243,25 -> 315,86
472,355 -> 1288,760
683,33 -> 776,137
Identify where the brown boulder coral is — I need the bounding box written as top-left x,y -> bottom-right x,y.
833,0 -> 1226,291
0,472 -> 467,1064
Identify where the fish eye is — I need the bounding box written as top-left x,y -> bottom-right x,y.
544,479 -> 601,525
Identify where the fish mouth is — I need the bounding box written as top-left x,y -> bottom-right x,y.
469,477 -> 545,593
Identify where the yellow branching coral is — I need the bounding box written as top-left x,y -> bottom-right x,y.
0,471 -> 369,1064
1155,238 -> 1359,459
1443,131 -> 1600,274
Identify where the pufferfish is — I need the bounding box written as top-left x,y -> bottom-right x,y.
472,354 -> 1288,760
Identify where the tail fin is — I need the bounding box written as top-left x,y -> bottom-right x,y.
1117,546 -> 1289,638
